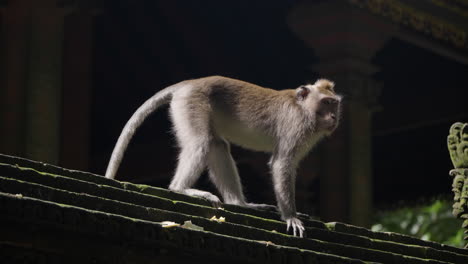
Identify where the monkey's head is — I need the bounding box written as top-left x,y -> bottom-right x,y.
296,79 -> 342,134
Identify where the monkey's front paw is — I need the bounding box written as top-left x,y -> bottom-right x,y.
246,203 -> 278,212
286,217 -> 305,238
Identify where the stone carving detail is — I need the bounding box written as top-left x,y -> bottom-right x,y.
349,0 -> 468,50
448,122 -> 468,248
448,122 -> 468,169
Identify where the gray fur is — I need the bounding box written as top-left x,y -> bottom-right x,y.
105,76 -> 341,237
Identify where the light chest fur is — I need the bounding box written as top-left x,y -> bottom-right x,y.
211,107 -> 275,152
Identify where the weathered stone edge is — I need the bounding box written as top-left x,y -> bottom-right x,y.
1,176 -> 464,264
1,162 -> 464,262
1,179 -> 387,262
0,192 -> 366,264
328,222 -> 468,257
0,154 -> 324,227
0,171 -> 286,234
2,154 -> 466,258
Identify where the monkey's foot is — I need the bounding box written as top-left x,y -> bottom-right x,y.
286,217 -> 305,238
181,189 -> 222,208
245,203 -> 278,212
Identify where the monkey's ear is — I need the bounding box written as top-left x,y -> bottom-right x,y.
296,86 -> 309,101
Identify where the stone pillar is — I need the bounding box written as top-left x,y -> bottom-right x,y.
447,122 -> 468,248
0,1 -> 95,167
0,0 -> 69,163
288,0 -> 393,227
60,7 -> 98,170
24,4 -> 66,164
0,1 -> 30,156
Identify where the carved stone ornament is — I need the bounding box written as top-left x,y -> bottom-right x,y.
448,122 -> 468,169
349,0 -> 468,50
448,122 -> 468,248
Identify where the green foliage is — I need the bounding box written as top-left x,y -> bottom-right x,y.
372,199 -> 465,248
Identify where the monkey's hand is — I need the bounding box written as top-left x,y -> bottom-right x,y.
285,217 -> 305,238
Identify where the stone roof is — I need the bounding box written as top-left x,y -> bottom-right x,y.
1,153 -> 467,264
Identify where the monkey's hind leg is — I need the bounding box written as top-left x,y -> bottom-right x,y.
168,93 -> 221,206
207,139 -> 246,205
168,144 -> 222,206
207,139 -> 277,212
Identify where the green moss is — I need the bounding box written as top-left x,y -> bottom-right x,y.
1,162 -> 61,178
133,183 -> 150,192
325,222 -> 337,231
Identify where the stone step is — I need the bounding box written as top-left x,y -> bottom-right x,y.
0,192 -> 364,264
1,175 -> 464,264
0,153 -> 323,227
1,153 -> 468,264
328,222 -> 468,257
1,153 -> 464,254
0,163 -> 305,234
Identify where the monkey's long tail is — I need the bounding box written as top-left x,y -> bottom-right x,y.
104,84 -> 180,179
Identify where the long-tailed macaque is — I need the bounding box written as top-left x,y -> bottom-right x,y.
105,76 -> 341,237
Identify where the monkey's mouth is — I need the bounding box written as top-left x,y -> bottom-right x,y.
325,120 -> 339,132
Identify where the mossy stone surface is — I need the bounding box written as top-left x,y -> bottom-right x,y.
2,153 -> 468,263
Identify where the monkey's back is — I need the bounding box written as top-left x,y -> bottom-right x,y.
188,76 -> 296,152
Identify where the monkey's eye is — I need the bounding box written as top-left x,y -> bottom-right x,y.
322,98 -> 336,105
